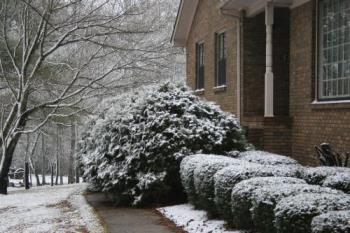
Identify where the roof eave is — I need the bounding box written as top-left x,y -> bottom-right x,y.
171,0 -> 199,48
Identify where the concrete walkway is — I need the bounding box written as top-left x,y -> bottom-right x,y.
85,193 -> 182,233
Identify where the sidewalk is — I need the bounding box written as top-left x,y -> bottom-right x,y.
85,193 -> 183,233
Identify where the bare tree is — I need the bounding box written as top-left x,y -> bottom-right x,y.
0,0 -> 181,194
41,134 -> 46,185
68,120 -> 75,184
27,133 -> 41,186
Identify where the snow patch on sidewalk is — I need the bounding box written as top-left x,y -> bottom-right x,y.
158,204 -> 244,233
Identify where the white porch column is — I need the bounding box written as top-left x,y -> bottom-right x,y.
264,2 -> 274,117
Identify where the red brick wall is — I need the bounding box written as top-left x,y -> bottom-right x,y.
290,1 -> 350,165
186,0 -> 238,114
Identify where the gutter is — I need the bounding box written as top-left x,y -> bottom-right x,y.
219,8 -> 243,120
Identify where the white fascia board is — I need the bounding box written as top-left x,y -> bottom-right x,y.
291,0 -> 311,9
171,0 -> 199,47
220,0 -> 295,17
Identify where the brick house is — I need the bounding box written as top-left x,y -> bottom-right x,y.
172,0 -> 350,165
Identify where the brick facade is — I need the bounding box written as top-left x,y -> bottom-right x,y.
290,1 -> 350,165
184,0 -> 350,165
186,0 -> 238,114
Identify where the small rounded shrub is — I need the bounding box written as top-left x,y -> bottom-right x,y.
250,184 -> 340,233
180,154 -> 223,207
193,156 -> 245,216
214,163 -> 301,224
274,193 -> 350,233
302,166 -> 350,185
237,150 -> 300,166
230,177 -> 307,230
311,210 -> 350,233
322,173 -> 350,193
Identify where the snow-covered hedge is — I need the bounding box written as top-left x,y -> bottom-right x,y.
213,163 -> 301,224
230,177 -> 306,230
322,173 -> 350,193
180,154 -> 208,206
302,166 -> 350,185
311,210 -> 350,233
250,184 -> 340,233
274,193 -> 350,233
237,150 -> 300,166
193,156 -> 245,215
78,83 -> 249,206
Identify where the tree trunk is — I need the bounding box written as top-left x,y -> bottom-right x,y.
0,133 -> 21,194
75,124 -> 80,183
24,162 -> 30,190
50,164 -> 54,186
34,165 -> 41,186
28,133 -> 40,186
75,165 -> 80,183
41,134 -> 46,185
55,125 -> 60,185
60,170 -> 63,185
68,122 -> 75,184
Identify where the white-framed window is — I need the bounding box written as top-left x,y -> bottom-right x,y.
318,0 -> 350,100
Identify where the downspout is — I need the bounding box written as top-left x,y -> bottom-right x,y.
220,9 -> 242,120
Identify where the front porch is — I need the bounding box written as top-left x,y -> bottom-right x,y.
220,0 -> 296,155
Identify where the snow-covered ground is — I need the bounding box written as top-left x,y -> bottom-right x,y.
158,204 -> 244,233
0,184 -> 104,233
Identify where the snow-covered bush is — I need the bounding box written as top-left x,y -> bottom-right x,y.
322,173 -> 350,193
274,193 -> 350,233
78,83 -> 249,206
237,150 -> 300,166
230,177 -> 306,230
311,210 -> 350,233
193,156 -> 245,215
180,154 -> 234,207
302,166 -> 350,185
213,163 -> 301,224
250,184 -> 340,233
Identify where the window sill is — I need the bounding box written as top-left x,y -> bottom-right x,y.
213,85 -> 227,93
310,99 -> 350,110
193,89 -> 205,95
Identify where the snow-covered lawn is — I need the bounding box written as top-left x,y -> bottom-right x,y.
158,204 -> 244,233
0,184 -> 103,233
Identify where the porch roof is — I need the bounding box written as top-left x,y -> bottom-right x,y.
171,0 -> 310,47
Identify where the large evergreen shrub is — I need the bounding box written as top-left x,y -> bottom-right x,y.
78,83 -> 249,206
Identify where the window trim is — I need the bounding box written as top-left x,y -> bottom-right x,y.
316,0 -> 350,102
215,31 -> 227,87
195,41 -> 205,90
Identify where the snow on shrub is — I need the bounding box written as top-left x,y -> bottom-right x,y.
322,173 -> 350,194
302,166 -> 350,185
193,156 -> 245,216
274,193 -> 350,233
250,184 -> 341,233
180,154 -> 233,207
213,163 -> 301,224
311,210 -> 350,233
78,83 -> 249,206
230,177 -> 306,230
237,150 -> 300,166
